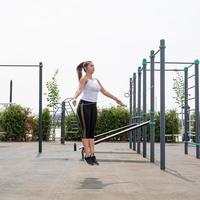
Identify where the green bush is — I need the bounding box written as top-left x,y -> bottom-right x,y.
26,115 -> 38,141
0,105 -> 52,142
0,111 -> 6,141
96,107 -> 130,141
0,111 -> 3,132
31,108 -> 51,141
64,107 -> 180,142
146,109 -> 180,142
0,105 -> 28,141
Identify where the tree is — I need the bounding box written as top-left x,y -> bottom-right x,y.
46,69 -> 61,109
173,72 -> 184,108
46,69 -> 61,141
172,72 -> 184,133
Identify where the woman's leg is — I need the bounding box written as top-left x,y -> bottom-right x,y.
89,138 -> 99,165
77,101 -> 91,158
82,138 -> 93,165
82,138 -> 91,157
89,103 -> 99,164
89,103 -> 97,156
89,139 -> 95,156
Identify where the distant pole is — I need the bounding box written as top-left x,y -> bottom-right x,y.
39,62 -> 43,153
61,101 -> 66,144
129,78 -> 133,149
9,80 -> 13,104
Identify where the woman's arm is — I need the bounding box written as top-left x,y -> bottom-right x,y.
72,77 -> 87,106
97,79 -> 124,106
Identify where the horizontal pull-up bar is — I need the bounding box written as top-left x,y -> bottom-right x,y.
146,61 -> 194,65
0,102 -> 12,105
0,65 -> 39,67
146,69 -> 184,72
0,62 -> 43,153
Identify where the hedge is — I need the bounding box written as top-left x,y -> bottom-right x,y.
0,105 -> 51,141
65,108 -> 180,142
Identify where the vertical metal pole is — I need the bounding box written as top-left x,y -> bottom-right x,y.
150,51 -> 155,163
9,80 -> 13,104
39,62 -> 43,153
129,78 -> 133,149
133,73 -> 137,151
142,59 -> 147,158
61,101 -> 65,144
160,39 -> 166,170
184,67 -> 189,154
195,59 -> 200,158
188,106 -> 191,142
137,66 -> 141,154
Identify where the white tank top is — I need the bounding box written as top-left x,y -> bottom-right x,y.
81,78 -> 101,102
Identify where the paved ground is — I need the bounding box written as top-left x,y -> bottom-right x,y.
0,141 -> 200,200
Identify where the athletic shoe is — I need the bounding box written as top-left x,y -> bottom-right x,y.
91,156 -> 99,165
85,156 -> 94,165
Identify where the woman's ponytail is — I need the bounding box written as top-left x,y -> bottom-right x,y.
76,62 -> 84,80
76,61 -> 92,80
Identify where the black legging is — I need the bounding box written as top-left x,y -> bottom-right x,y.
77,99 -> 97,139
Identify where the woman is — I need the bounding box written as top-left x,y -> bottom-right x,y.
72,61 -> 124,165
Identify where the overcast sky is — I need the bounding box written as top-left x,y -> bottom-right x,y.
0,0 -> 199,114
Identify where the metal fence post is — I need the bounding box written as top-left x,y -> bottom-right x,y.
9,80 -> 13,104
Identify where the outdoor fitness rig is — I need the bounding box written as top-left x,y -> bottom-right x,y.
128,39 -> 200,170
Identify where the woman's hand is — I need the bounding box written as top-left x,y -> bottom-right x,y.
72,98 -> 77,107
115,98 -> 124,106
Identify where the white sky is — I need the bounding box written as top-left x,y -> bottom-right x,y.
0,0 -> 199,114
